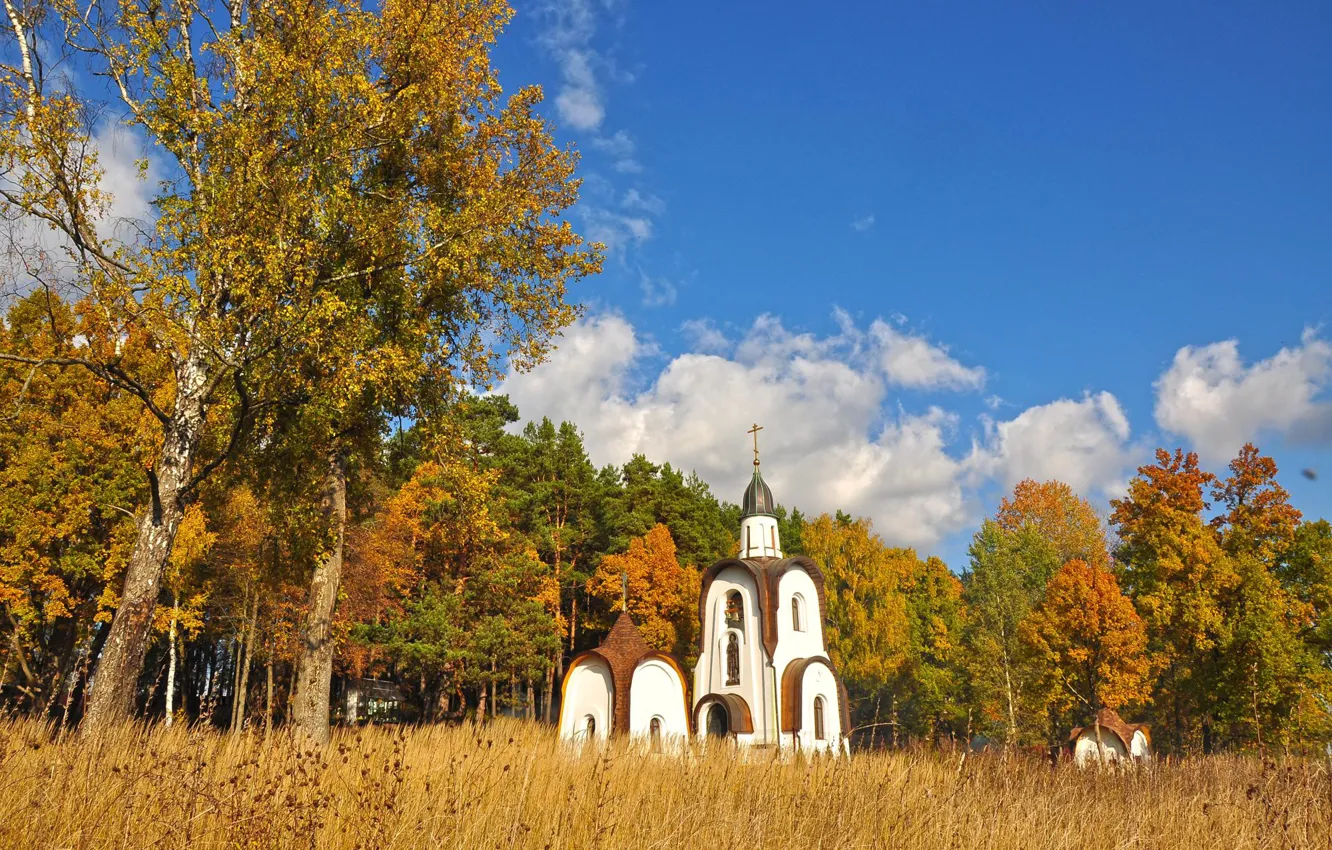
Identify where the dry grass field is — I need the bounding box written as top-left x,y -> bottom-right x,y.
0,718 -> 1328,850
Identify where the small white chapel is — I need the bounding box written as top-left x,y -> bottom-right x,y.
558,427 -> 849,754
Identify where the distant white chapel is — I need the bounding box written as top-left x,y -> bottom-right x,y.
558,426 -> 849,754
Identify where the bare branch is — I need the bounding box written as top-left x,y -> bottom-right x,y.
0,351 -> 172,423
180,368 -> 250,498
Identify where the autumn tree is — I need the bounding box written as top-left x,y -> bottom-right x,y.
504,417 -> 600,717
1110,449 -> 1235,752
896,553 -> 965,743
959,519 -> 1059,745
995,479 -> 1110,569
1283,519 -> 1332,658
586,524 -> 699,660
803,513 -> 911,736
600,456 -> 736,571
1208,445 -> 1321,748
1020,559 -> 1151,730
0,291 -> 150,719
0,0 -> 599,732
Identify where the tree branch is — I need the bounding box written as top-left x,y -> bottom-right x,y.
0,352 -> 172,423
180,368 -> 250,498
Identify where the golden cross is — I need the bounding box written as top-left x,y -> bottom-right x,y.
747,423 -> 763,467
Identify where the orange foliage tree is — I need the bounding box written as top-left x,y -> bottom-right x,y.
586,524 -> 699,660
1110,449 -> 1235,750
1021,559 -> 1151,722
996,479 -> 1110,569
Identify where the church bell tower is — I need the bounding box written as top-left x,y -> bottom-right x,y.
740,424 -> 781,559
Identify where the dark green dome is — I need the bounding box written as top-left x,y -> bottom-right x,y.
741,468 -> 775,518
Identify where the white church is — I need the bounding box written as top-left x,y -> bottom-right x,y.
558,433 -> 849,754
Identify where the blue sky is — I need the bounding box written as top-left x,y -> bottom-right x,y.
491,1 -> 1332,568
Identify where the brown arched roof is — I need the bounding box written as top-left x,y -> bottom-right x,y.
1066,708 -> 1149,752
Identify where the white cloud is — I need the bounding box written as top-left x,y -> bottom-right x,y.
554,86 -> 605,132
639,270 -> 677,307
621,189 -> 664,216
538,1 -> 606,131
851,214 -> 876,232
867,319 -> 986,390
3,122 -> 160,289
975,391 -> 1134,498
592,130 -> 642,173
498,311 -> 1135,549
680,318 -> 729,354
1154,329 -> 1332,461
580,206 -> 652,252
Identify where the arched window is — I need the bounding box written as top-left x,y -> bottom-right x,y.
584,715 -> 596,737
791,594 -> 805,632
813,697 -> 826,741
725,632 -> 740,686
649,716 -> 662,752
725,591 -> 743,627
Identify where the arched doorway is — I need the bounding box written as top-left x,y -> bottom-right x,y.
706,703 -> 729,738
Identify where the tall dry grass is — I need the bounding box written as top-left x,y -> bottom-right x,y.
0,718 -> 1328,849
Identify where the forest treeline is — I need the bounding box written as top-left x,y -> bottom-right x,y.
0,0 -> 1329,756
2,287 -> 1330,753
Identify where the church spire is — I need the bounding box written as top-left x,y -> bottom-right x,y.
739,424 -> 782,558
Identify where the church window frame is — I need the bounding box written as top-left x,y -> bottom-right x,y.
649,716 -> 663,752
813,696 -> 826,741
792,593 -> 805,632
584,715 -> 596,738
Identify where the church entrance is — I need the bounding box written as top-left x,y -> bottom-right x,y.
706,703 -> 729,738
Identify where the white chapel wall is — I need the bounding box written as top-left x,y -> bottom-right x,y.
629,658 -> 689,739
1072,730 -> 1129,766
795,661 -> 841,753
694,565 -> 771,741
559,658 -> 612,742
1131,730 -> 1151,760
771,568 -> 825,681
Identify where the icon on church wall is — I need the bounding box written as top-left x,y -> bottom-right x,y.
726,632 -> 741,686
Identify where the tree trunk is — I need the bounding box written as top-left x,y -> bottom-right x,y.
228,635 -> 244,731
542,663 -> 555,724
264,650 -> 274,736
84,357 -> 208,732
165,595 -> 179,726
569,593 -> 577,651
233,592 -> 258,734
292,453 -> 348,744
1001,645 -> 1018,746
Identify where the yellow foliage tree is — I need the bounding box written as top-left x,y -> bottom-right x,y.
0,0 -> 600,732
802,514 -> 911,726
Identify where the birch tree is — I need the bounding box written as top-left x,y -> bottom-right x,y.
0,0 -> 599,732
